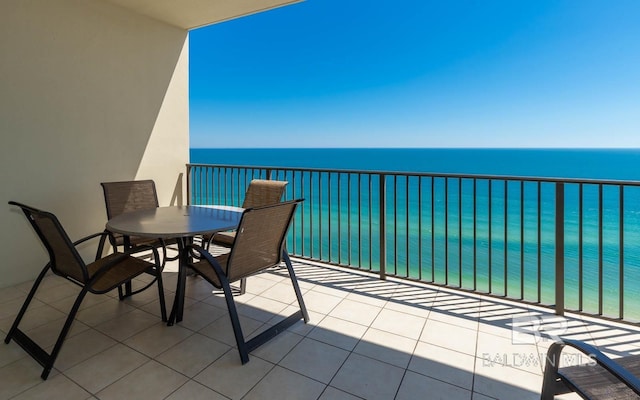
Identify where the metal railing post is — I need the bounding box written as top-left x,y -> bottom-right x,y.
555,182 -> 565,316
186,164 -> 192,205
379,174 -> 387,280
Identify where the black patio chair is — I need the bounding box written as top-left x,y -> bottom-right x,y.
185,199 -> 308,364
5,201 -> 167,379
541,338 -> 640,399
101,179 -> 176,299
203,179 -> 288,295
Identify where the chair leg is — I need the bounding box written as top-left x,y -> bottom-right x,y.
283,251 -> 309,322
7,275 -> 87,380
156,267 -> 167,322
42,288 -> 88,379
540,341 -> 569,400
239,278 -> 247,295
5,264 -> 50,345
220,276 -> 250,364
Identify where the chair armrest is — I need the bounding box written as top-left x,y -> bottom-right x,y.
547,338 -> 640,396
185,244 -> 226,277
72,231 -> 109,247
73,231 -> 110,262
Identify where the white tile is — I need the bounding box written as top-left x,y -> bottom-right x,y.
308,316 -> 368,351
354,327 -> 416,368
243,365 -> 326,400
64,343 -> 149,393
0,339 -> 28,368
396,370 -> 472,400
96,360 -> 188,400
331,298 -> 382,326
259,281 -> 302,305
280,337 -> 349,383
473,358 -> 542,400
421,319 -> 478,356
124,322 -> 193,358
177,301 -> 228,331
251,330 -> 304,364
75,298 -> 136,327
237,294 -> 289,323
476,331 -> 543,374
198,313 -> 264,347
10,373 -> 91,400
331,353 -> 405,400
243,275 -> 279,295
165,380 -> 228,400
194,350 -> 274,399
156,333 -> 230,377
300,289 -> 344,315
93,308 -> 160,341
319,386 -> 362,400
0,356 -> 48,399
409,341 -> 475,390
371,308 -> 426,340
344,288 -> 391,307
53,328 -> 118,371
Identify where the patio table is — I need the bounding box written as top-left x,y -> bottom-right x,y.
106,205 -> 243,325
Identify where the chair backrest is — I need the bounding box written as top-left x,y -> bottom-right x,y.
101,180 -> 159,220
226,199 -> 302,282
9,201 -> 88,283
242,179 -> 288,209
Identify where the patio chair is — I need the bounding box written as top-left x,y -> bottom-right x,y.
204,179 -> 288,294
5,201 -> 167,380
541,338 -> 640,399
185,199 -> 308,364
101,179 -> 176,299
205,179 -> 288,246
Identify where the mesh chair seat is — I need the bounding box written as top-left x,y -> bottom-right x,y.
85,252 -> 160,293
541,339 -> 640,399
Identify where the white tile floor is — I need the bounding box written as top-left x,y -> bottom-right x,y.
1,257 -> 639,399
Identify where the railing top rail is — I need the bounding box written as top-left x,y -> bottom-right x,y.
186,163 -> 640,186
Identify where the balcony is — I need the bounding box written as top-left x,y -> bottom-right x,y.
4,255 -> 640,399
4,164 -> 640,399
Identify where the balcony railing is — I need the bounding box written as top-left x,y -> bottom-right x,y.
187,163 -> 640,323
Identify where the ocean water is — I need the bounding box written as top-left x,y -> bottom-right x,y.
190,148 -> 640,319
190,148 -> 640,180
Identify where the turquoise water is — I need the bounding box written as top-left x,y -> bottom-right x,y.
190,148 -> 640,320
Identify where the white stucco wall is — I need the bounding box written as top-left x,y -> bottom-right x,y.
0,0 -> 189,287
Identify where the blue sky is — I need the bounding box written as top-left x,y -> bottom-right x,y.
189,0 -> 640,148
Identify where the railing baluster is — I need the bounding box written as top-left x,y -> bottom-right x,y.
418,176 -> 423,281
406,175 -> 410,278
458,178 -> 462,288
379,174 -> 387,280
489,180 -> 493,294
445,177 -> 449,286
598,183 -> 604,316
504,180 -> 508,297
520,181 -> 524,300
473,178 -> 477,291
555,182 -> 565,316
394,175 -> 398,276
579,184 -> 584,311
620,185 -> 625,320
431,177 -> 435,282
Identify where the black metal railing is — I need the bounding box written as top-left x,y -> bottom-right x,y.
187,163 -> 640,323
